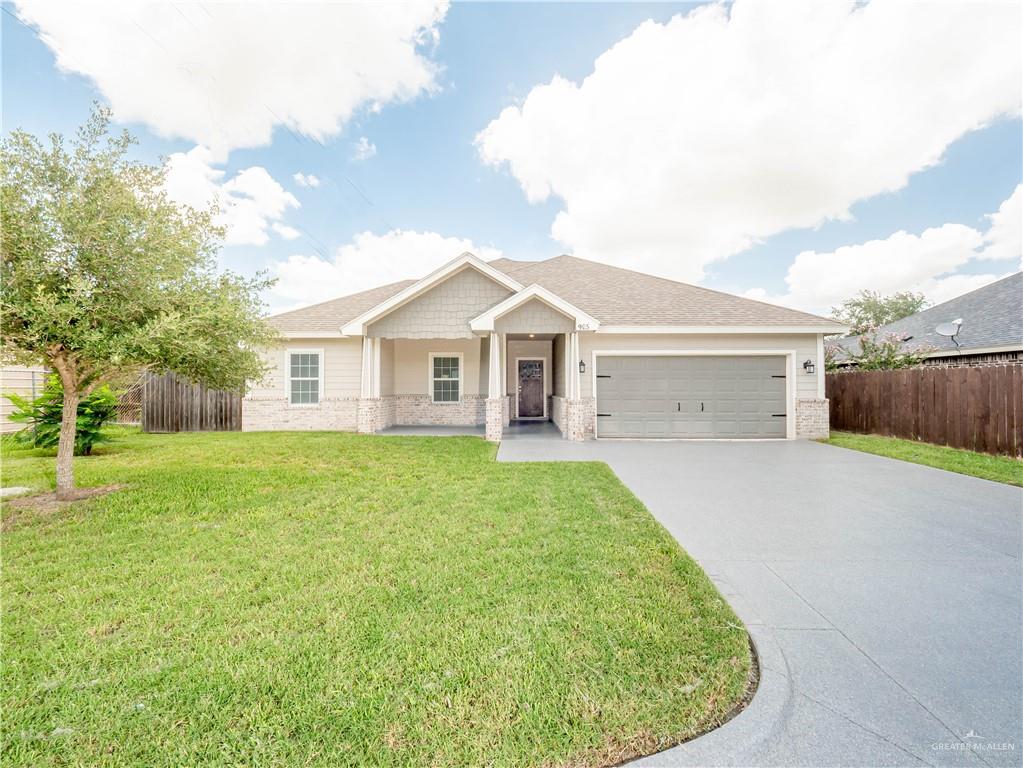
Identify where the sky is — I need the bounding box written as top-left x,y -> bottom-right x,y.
3,0 -> 1021,317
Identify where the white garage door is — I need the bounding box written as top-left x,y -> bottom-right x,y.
596,356 -> 787,438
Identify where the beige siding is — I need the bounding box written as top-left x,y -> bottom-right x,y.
552,334 -> 566,397
478,334 -> 491,397
494,299 -> 574,335
366,267 -> 512,339
392,338 -> 483,395
379,338 -> 395,396
1,365 -> 48,434
579,333 -> 822,399
248,338 -> 363,399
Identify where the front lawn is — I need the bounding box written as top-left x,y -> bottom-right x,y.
824,431 -> 1023,487
1,430 -> 750,767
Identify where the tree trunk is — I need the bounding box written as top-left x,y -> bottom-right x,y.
51,355 -> 81,500
55,388 -> 79,500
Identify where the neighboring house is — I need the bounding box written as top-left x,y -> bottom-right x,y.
831,272 -> 1022,368
246,253 -> 846,441
1,365 -> 48,434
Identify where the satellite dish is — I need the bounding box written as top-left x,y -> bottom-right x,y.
935,318 -> 963,353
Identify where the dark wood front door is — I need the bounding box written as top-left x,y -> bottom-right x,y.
517,360 -> 544,418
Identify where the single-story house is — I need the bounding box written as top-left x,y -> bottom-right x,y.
830,272 -> 1022,368
246,253 -> 846,441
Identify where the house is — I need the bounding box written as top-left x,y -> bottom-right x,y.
831,272 -> 1022,368
245,253 -> 846,441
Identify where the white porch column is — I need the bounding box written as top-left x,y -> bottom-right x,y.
488,332 -> 501,398
372,337 -> 382,398
569,332 -> 580,399
485,331 -> 504,442
360,336 -> 373,398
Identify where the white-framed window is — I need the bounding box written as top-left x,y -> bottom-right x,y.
429,353 -> 462,403
286,348 -> 323,406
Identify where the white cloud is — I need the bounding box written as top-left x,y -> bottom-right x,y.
476,0 -> 1022,283
352,137 -> 377,161
15,0 -> 448,158
293,173 -> 321,189
980,184 -> 1022,267
269,230 -> 503,312
272,223 -> 301,241
745,188 -> 1021,315
163,146 -> 299,246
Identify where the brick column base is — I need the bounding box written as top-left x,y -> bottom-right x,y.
485,398 -> 504,442
563,397 -> 595,441
357,397 -> 395,434
795,398 -> 829,439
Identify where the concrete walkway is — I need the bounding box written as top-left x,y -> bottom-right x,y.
497,439 -> 1023,767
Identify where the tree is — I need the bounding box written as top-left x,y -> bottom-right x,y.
831,290 -> 928,336
1,107 -> 277,499
825,328 -> 934,372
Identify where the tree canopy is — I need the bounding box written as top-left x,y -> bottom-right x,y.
1,107 -> 277,497
831,289 -> 928,337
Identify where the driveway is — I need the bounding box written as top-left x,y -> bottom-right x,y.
498,438 -> 1023,766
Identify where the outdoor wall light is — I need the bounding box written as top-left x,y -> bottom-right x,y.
579,360 -> 586,374
803,359 -> 816,374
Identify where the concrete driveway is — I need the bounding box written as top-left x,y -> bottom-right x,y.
498,438 -> 1022,766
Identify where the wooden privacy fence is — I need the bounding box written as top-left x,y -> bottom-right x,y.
142,372 -> 241,433
826,365 -> 1023,457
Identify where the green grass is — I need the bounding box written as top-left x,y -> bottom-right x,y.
1,429 -> 750,767
824,431 -> 1023,487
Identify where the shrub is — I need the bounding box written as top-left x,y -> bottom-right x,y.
4,376 -> 118,455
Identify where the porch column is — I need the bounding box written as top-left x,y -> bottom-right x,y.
569,332 -> 580,399
485,331 -> 503,442
372,337 -> 382,398
360,336 -> 373,398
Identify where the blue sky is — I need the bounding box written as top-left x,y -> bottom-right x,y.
3,1 -> 1021,315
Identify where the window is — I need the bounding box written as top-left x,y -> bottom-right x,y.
430,354 -> 461,403
287,350 -> 322,405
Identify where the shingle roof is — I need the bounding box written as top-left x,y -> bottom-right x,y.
268,279 -> 415,334
832,272 -> 1023,358
489,255 -> 842,327
267,254 -> 844,334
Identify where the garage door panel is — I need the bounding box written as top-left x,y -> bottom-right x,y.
597,355 -> 787,439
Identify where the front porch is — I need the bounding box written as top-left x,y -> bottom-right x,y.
355,329 -> 593,442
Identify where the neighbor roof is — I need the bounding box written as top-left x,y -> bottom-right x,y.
268,254 -> 844,334
832,272 -> 1023,359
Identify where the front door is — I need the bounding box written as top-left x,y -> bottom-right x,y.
517,359 -> 544,418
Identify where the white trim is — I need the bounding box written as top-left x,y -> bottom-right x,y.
341,253 -> 523,336
816,335 -> 826,399
597,324 -> 848,335
285,347 -> 324,408
469,283 -> 600,333
514,356 -> 548,420
589,349 -> 797,440
428,352 -> 464,404
277,331 -> 346,339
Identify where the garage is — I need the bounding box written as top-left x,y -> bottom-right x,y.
595,355 -> 788,438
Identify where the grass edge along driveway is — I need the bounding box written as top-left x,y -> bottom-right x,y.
823,430 -> 1023,487
2,430 -> 751,768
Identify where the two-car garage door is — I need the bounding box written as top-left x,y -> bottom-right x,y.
595,355 -> 788,438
